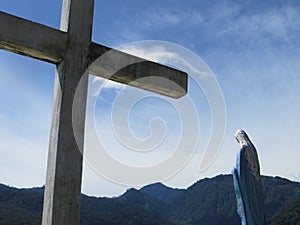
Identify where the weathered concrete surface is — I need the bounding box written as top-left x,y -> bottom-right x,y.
88,43 -> 188,98
41,0 -> 93,224
0,12 -> 68,64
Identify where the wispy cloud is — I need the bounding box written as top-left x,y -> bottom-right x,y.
227,4 -> 300,45
89,76 -> 125,98
144,8 -> 203,27
118,44 -> 211,78
128,1 -> 300,50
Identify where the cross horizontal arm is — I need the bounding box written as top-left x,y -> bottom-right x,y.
88,43 -> 188,98
0,11 -> 187,98
0,11 -> 68,64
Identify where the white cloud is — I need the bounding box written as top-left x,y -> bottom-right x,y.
219,3 -> 300,45
118,43 -> 211,78
142,2 -> 300,48
89,76 -> 125,97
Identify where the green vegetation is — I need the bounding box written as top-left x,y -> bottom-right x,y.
0,175 -> 299,225
269,194 -> 300,225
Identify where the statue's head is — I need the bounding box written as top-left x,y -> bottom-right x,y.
235,129 -> 261,180
235,129 -> 251,148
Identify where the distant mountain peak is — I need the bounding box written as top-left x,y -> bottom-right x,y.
140,182 -> 185,204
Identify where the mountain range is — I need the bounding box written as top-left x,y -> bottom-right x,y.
1,174 -> 299,225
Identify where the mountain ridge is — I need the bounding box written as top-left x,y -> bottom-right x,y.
1,174 -> 299,225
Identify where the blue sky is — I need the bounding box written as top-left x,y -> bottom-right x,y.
0,0 -> 300,197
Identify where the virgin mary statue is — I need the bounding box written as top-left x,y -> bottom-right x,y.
232,129 -> 267,225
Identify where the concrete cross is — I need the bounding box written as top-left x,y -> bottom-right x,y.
0,0 -> 187,224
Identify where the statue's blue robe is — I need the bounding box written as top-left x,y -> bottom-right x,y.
232,147 -> 266,225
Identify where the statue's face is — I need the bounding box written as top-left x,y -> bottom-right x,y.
235,129 -> 245,143
235,129 -> 249,148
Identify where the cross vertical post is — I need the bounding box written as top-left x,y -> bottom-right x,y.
42,0 -> 94,224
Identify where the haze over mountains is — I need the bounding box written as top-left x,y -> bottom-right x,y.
1,174 -> 299,225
